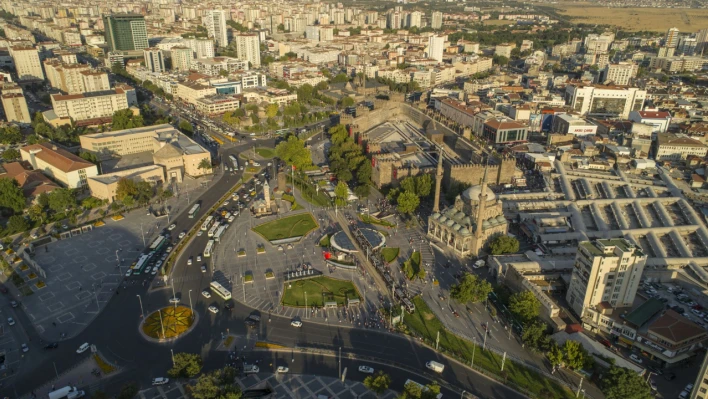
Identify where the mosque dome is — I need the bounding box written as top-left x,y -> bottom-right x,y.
462,185 -> 497,202
453,224 -> 461,231
446,219 -> 455,227
462,216 -> 472,226
460,228 -> 471,235
496,215 -> 506,224
482,220 -> 491,229
432,213 -> 441,219
439,216 -> 447,223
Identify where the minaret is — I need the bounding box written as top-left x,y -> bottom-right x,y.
474,165 -> 489,240
263,180 -> 271,206
433,145 -> 444,213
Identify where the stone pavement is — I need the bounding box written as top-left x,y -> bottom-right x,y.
20,352 -> 117,399
139,373 -> 395,399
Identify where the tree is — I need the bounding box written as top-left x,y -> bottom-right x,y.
400,177 -> 416,193
116,383 -> 139,399
363,371 -> 391,397
116,178 -> 138,203
135,181 -> 153,205
521,320 -> 549,352
6,215 -> 28,233
27,204 -> 46,224
160,189 -> 174,202
396,190 -> 420,215
341,96 -> 355,107
0,178 -> 26,214
509,291 -> 540,324
78,151 -> 99,164
562,340 -> 590,370
47,188 -> 76,213
198,158 -> 212,175
219,69 -> 229,77
489,235 -> 519,255
330,73 -> 349,84
1,148 -> 20,161
601,366 -> 653,399
334,181 -> 349,206
296,84 -> 314,102
493,55 -> 509,66
547,342 -> 564,368
0,125 -> 23,144
265,103 -> 279,118
354,183 -> 371,198
450,273 -> 493,304
190,373 -> 220,399
178,120 -> 194,135
168,353 -> 202,378
111,109 -> 144,131
357,161 -> 372,183
416,174 -> 433,197
275,135 -> 312,171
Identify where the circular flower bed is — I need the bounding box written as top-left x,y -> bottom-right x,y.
141,306 -> 194,339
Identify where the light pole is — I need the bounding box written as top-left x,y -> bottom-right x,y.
338,346 -> 342,380
140,222 -> 146,246
305,291 -> 308,319
188,289 -> 193,318
471,338 -> 476,369
158,309 -> 166,339
171,278 -> 176,310
576,376 -> 583,398
170,349 -> 175,367
461,390 -> 466,399
136,295 -> 145,318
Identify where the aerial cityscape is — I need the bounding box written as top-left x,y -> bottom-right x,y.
0,1 -> 707,399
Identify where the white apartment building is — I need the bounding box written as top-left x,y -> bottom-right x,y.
602,62 -> 638,86
194,95 -> 241,115
143,48 -> 165,73
495,43 -> 513,58
20,142 -> 98,189
565,84 -> 646,119
204,10 -> 228,48
235,34 -> 261,67
49,84 -> 137,124
10,46 -> 44,81
175,81 -> 216,105
649,56 -> 708,73
431,11 -> 442,29
191,57 -> 249,76
428,35 -> 445,63
566,238 -> 647,318
628,110 -> 671,134
655,133 -> 708,161
408,11 -> 422,28
81,72 -> 110,93
170,47 -> 193,72
1,85 -> 30,124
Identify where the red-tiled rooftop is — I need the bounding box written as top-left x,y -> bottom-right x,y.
648,310 -> 707,344
20,143 -> 95,173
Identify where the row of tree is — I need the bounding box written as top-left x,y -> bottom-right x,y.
385,174 -> 433,215
328,124 -> 372,198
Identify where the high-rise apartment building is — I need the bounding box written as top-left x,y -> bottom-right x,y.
1,84 -> 31,123
691,351 -> 708,399
601,62 -> 638,86
171,46 -> 193,71
10,46 -> 44,81
235,33 -> 261,67
428,35 -> 445,63
665,27 -> 680,48
566,239 -> 647,318
388,12 -> 402,29
204,10 -> 228,48
143,48 -> 165,73
431,11 -> 443,29
49,84 -> 137,124
103,14 -> 148,52
697,28 -> 708,53
408,11 -> 422,28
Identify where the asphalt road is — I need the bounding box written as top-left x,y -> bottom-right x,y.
3,139 -> 524,399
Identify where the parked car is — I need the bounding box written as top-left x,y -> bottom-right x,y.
21,343 -> 28,353
76,343 -> 90,353
358,365 -> 374,374
208,306 -> 219,314
202,290 -> 211,298
7,317 -> 15,326
152,378 -> 169,386
44,342 -> 58,349
276,366 -> 289,373
291,320 -> 302,328
629,354 -> 643,364
168,224 -> 176,230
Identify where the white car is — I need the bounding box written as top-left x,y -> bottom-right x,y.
7,317 -> 15,326
21,343 -> 28,353
197,231 -> 203,237
228,216 -> 235,223
358,365 -> 374,374
76,343 -> 90,354
202,290 -> 211,298
152,377 -> 169,386
178,232 -> 186,239
187,257 -> 193,266
223,201 -> 229,206
208,306 -> 219,314
291,320 -> 302,328
125,269 -> 132,277
151,266 -> 159,275
168,224 -> 176,231
197,255 -> 202,262
629,354 -> 643,364
169,297 -> 180,304
276,366 -> 289,373
201,265 -> 207,273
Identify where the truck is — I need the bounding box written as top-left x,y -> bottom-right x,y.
425,360 -> 445,373
48,386 -> 85,399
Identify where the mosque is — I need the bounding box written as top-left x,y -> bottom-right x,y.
427,149 -> 508,257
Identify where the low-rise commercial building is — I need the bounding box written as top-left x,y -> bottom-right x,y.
87,165 -> 164,201
655,133 -> 708,161
194,95 -> 241,115
482,119 -> 528,144
20,142 -> 98,189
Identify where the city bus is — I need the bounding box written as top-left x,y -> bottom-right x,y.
210,281 -> 232,300
204,240 -> 215,258
213,225 -> 226,242
188,203 -> 201,218
208,223 -> 219,237
148,235 -> 165,250
201,215 -> 214,231
229,155 -> 238,169
403,380 -> 442,399
134,254 -> 149,271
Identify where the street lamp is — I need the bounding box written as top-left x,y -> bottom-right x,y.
461,390 -> 466,399
171,278 -> 177,310
188,289 -> 193,319
136,294 -> 145,319
170,349 -> 175,367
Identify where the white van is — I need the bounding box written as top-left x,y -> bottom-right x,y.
425,360 -> 444,373
244,364 -> 260,374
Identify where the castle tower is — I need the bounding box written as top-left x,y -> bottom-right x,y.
475,166 -> 489,240
433,145 -> 444,213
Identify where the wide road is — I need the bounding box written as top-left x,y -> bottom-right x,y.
4,140 -> 524,399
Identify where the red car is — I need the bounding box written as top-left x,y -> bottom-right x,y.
600,339 -> 612,348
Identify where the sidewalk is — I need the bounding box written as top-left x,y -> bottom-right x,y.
21,353 -> 118,399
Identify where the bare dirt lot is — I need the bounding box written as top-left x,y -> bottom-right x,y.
548,2 -> 708,32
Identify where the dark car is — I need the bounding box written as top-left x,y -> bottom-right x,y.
44,343 -> 58,349
224,300 -> 234,310
244,320 -> 257,328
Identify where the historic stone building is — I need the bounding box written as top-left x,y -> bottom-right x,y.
427,167 -> 508,257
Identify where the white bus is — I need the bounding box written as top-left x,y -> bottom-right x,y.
148,235 -> 165,250
229,155 -> 238,169
210,281 -> 232,300
134,254 -> 149,271
403,380 -> 442,399
201,215 -> 214,231
204,240 -> 215,258
208,223 -> 219,237
188,203 -> 201,218
213,225 -> 226,242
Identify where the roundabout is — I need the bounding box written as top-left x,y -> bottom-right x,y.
140,305 -> 198,342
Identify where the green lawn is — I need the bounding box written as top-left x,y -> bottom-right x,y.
360,214 -> 396,227
255,148 -> 275,158
282,277 -> 360,307
404,297 -> 574,399
381,247 -> 400,263
320,234 -> 331,247
252,213 -> 318,241
401,251 -> 423,280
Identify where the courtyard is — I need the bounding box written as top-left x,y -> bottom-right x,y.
252,213 -> 318,241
